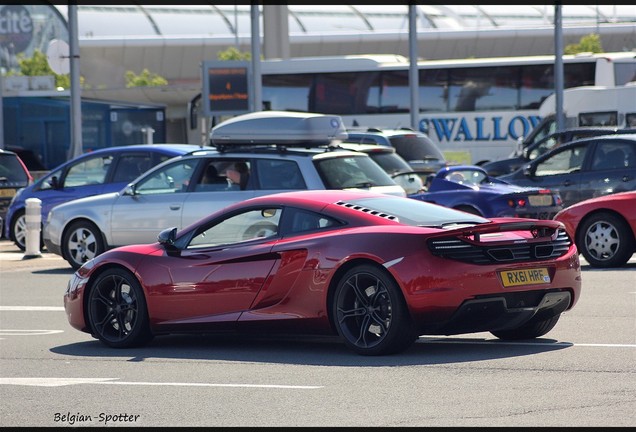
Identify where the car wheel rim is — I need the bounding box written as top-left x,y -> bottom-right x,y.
14,215 -> 27,247
68,227 -> 98,265
89,274 -> 138,343
584,221 -> 619,261
336,272 -> 392,349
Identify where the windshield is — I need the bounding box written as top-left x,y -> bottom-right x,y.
367,152 -> 412,175
389,135 -> 446,162
315,155 -> 397,189
345,195 -> 488,227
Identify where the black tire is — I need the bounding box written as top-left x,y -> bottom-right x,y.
9,209 -> 44,252
62,220 -> 105,270
491,314 -> 560,340
9,209 -> 27,251
577,212 -> 634,268
86,268 -> 153,348
332,264 -> 416,356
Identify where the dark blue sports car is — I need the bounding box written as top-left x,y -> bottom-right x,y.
409,165 -> 563,219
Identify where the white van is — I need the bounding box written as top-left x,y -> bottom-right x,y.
518,83 -> 636,155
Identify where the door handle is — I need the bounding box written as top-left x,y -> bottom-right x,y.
169,205 -> 181,210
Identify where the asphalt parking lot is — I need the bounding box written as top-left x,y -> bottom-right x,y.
1,236 -> 635,427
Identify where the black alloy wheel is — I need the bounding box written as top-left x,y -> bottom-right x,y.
333,264 -> 415,356
86,268 -> 153,348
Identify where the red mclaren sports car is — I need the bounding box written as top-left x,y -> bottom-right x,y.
64,189 -> 582,356
554,190 -> 636,268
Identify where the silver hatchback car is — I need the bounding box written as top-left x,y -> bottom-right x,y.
43,111 -> 406,269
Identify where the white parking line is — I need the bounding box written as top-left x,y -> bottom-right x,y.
417,338 -> 636,348
0,377 -> 323,389
0,330 -> 63,336
0,306 -> 64,311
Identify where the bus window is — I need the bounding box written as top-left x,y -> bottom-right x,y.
263,73 -> 313,112
520,64 -> 554,109
578,111 -> 618,127
419,69 -> 449,112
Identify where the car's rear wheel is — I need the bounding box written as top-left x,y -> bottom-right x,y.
86,268 -> 153,348
333,264 -> 416,356
9,209 -> 27,251
491,314 -> 560,340
577,212 -> 634,268
62,220 -> 105,270
9,209 -> 44,252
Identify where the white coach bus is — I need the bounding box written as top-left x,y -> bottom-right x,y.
255,52 -> 636,164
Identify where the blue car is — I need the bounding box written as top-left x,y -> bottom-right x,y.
4,143 -> 201,250
409,165 -> 563,219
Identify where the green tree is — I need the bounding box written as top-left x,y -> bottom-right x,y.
217,46 -> 252,61
564,33 -> 604,54
125,68 -> 168,87
6,48 -> 79,89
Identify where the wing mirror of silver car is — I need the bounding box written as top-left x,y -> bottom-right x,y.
123,184 -> 136,196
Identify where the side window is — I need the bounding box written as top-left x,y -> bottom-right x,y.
64,155 -> 113,187
592,142 -> 633,170
196,161 -> 229,191
534,145 -> 588,176
193,159 -> 252,192
111,153 -> 155,183
188,208 -> 281,248
285,209 -> 341,234
578,111 -> 618,127
135,160 -> 196,195
255,159 -> 306,190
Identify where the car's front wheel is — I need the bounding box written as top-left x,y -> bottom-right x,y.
86,268 -> 153,348
577,212 -> 634,268
62,220 -> 105,270
332,264 -> 416,356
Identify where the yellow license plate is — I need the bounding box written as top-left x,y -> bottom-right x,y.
528,195 -> 553,207
500,268 -> 551,287
0,188 -> 16,198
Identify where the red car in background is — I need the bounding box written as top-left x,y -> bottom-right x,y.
64,190 -> 582,355
554,191 -> 636,268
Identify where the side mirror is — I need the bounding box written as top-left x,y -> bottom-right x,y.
157,226 -> 178,246
49,175 -> 59,189
523,165 -> 533,177
122,184 -> 136,196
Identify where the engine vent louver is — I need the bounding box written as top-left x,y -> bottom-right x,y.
428,228 -> 572,264
335,201 -> 399,221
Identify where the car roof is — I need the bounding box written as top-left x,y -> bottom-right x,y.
525,127 -> 636,150
337,142 -> 396,153
0,148 -> 19,156
90,143 -> 201,153
526,133 -> 636,166
565,132 -> 636,145
346,127 -> 425,137
185,144 -> 369,158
